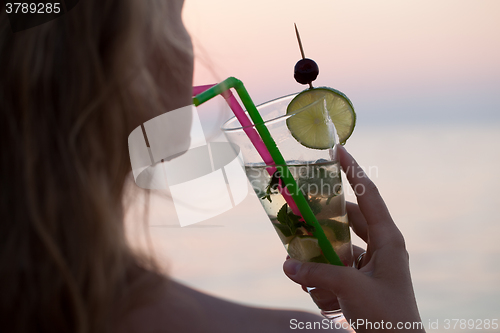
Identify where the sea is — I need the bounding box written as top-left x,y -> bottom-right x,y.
125,122 -> 500,333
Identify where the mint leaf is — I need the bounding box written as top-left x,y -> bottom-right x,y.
287,210 -> 301,225
276,203 -> 316,236
306,197 -> 322,215
269,170 -> 281,190
261,193 -> 272,203
317,167 -> 327,179
277,203 -> 288,224
274,223 -> 293,238
276,203 -> 298,236
301,222 -> 316,233
260,170 -> 281,203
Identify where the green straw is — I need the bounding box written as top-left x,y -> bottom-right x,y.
194,77 -> 343,266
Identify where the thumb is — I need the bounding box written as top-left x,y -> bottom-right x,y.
283,259 -> 357,295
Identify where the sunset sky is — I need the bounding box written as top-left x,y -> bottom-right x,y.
184,0 -> 500,129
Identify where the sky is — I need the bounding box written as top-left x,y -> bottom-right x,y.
183,0 -> 500,129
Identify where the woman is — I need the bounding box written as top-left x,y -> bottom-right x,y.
0,0 -> 424,332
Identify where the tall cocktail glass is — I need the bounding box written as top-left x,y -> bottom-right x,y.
221,93 -> 354,317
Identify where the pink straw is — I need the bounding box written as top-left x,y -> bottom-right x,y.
192,85 -> 301,217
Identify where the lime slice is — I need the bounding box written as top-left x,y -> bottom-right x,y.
286,87 -> 356,148
287,236 -> 322,262
321,225 -> 337,244
319,219 -> 351,243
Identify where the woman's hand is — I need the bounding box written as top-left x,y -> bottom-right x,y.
283,145 -> 425,332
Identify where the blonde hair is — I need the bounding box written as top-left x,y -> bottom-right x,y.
0,1 -> 192,332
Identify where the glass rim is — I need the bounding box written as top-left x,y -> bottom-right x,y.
220,92 -> 300,133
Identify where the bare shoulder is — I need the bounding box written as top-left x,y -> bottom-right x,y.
116,279 -> 348,333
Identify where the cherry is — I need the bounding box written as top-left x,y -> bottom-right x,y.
294,58 -> 319,85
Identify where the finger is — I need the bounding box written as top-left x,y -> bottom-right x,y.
283,258 -> 358,296
294,247 -> 366,291
299,245 -> 364,292
346,202 -> 368,243
338,145 -> 402,250
352,244 -> 370,270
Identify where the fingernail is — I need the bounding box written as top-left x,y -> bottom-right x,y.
283,259 -> 301,276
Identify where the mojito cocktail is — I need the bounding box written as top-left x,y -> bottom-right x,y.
222,93 -> 354,267
246,159 -> 352,265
